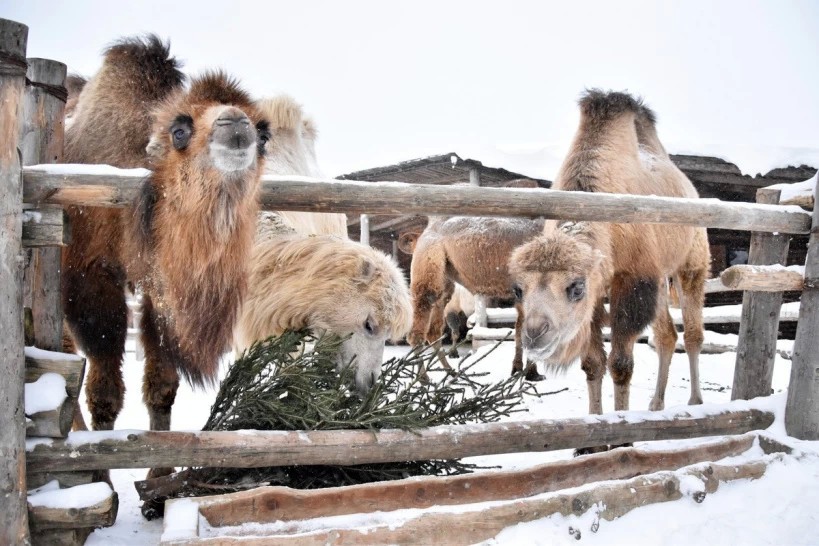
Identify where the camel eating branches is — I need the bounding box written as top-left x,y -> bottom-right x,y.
136,331 -> 548,503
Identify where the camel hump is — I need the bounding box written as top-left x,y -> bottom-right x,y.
256,95 -> 306,133
579,89 -> 656,126
104,35 -> 185,101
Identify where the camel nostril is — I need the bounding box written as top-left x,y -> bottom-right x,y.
525,322 -> 550,344
215,116 -> 249,127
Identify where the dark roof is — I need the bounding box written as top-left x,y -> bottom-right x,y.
338,153 -> 551,188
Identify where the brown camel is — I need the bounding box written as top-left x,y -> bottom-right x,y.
62,34 -> 270,448
510,90 -> 709,422
402,215 -> 545,380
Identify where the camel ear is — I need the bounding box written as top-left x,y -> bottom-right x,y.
397,232 -> 420,255
356,258 -> 376,284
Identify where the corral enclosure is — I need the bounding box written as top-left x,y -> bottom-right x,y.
2,14 -> 819,546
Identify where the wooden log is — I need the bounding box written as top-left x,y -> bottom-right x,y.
182,434 -> 756,527
0,17 -> 31,546
21,58 -> 67,353
21,168 -> 813,234
732,188 -> 791,401
720,264 -> 804,292
785,174 -> 819,439
27,471 -> 95,490
161,457 -> 779,545
26,395 -> 75,438
28,484 -> 118,531
24,347 -> 86,398
26,407 -> 774,472
22,206 -> 69,247
31,528 -> 91,546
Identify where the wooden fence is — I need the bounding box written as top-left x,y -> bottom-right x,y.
2,16 -> 819,544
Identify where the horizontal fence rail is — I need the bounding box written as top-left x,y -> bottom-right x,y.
25,407 -> 774,472
22,165 -> 812,234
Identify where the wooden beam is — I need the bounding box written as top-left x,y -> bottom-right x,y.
25,395 -> 74,438
28,485 -> 118,531
720,264 -> 804,292
359,213 -> 369,245
24,348 -> 86,399
22,206 -> 69,247
161,457 -> 779,545
179,435 -> 756,527
732,188 -> 791,401
0,17 -> 31,546
786,173 -> 819,439
21,169 -> 813,235
21,58 -> 67,354
27,471 -> 94,490
25,408 -> 773,472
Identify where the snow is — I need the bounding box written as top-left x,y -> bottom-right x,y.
25,163 -> 151,178
769,172 -> 817,202
25,345 -> 84,362
24,372 -> 67,414
161,499 -> 200,542
78,334 -> 819,545
28,481 -> 113,509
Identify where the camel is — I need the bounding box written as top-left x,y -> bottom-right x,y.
232,96 -> 412,392
62,35 -> 271,441
443,283 -> 475,358
509,90 -> 709,420
402,215 -> 545,380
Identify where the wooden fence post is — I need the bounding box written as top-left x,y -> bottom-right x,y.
21,58 -> 67,352
785,175 -> 819,439
732,187 -> 791,400
0,17 -> 31,546
360,213 -> 370,245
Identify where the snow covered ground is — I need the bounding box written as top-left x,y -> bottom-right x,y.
79,336 -> 819,545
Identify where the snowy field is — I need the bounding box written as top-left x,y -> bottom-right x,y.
77,335 -> 819,545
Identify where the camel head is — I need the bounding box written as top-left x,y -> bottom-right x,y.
147,72 -> 271,228
309,244 -> 413,393
509,228 -> 606,367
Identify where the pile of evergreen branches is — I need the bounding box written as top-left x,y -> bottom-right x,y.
137,330 -> 544,503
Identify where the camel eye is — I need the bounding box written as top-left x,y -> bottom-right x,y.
567,279 -> 586,302
364,317 -> 376,335
169,115 -> 193,150
512,285 -> 523,301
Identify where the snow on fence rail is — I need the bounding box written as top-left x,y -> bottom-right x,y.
22,165 -> 813,235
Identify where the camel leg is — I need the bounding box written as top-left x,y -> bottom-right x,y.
513,301 -> 544,381
138,294 -> 181,520
63,264 -> 128,432
675,268 -> 706,406
574,301 -> 608,457
649,283 -> 678,411
408,256 -> 449,381
609,275 -> 660,412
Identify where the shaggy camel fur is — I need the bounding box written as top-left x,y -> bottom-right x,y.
510,90 -> 709,417
233,96 -> 411,392
63,36 -> 270,437
404,215 -> 544,380
235,227 -> 412,392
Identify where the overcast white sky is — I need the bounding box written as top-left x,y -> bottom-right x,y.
5,1 -> 819,178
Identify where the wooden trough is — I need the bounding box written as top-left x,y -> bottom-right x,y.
2,16 -> 819,545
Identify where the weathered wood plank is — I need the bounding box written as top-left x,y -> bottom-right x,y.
21,168 -> 813,234
21,58 -> 67,354
28,486 -> 118,531
161,457 -> 778,545
720,264 -> 804,292
184,435 -> 756,527
24,348 -> 86,399
785,174 -> 819,439
31,528 -> 91,546
26,471 -> 95,490
26,408 -> 774,472
0,17 -> 31,546
26,395 -> 75,438
22,206 -> 69,247
732,188 -> 791,400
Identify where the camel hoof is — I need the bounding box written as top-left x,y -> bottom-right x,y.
524,371 -> 546,382
688,395 -> 704,406
141,498 -> 165,520
574,445 -> 609,457
648,398 -> 664,411
447,347 -> 460,359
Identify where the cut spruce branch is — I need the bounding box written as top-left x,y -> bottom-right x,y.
137,331 -> 541,501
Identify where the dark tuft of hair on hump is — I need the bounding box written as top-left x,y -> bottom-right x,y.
579,89 -> 652,124
103,34 -> 185,100
65,73 -> 88,96
187,70 -> 253,108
